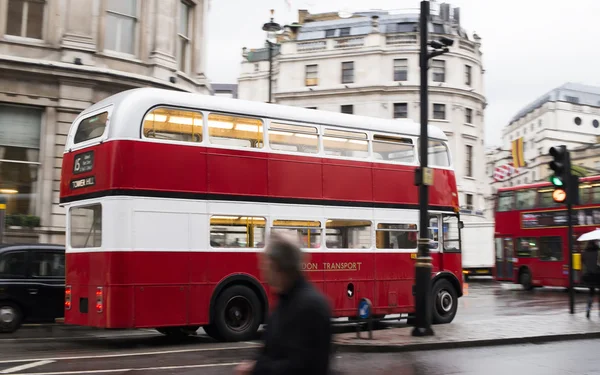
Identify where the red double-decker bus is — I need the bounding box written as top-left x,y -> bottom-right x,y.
494,176 -> 600,290
59,88 -> 464,341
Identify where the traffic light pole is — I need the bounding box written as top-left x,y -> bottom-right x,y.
567,199 -> 575,314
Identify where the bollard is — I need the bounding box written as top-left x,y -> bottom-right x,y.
0,196 -> 6,244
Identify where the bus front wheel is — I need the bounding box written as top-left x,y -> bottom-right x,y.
214,285 -> 262,342
431,279 -> 458,324
519,269 -> 533,291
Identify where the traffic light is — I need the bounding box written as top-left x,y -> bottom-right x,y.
548,145 -> 573,204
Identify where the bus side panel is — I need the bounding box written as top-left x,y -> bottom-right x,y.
207,148 -> 268,197
374,253 -> 414,313
372,165 -> 416,206
131,142 -> 207,193
322,159 -> 372,203
267,153 -> 322,199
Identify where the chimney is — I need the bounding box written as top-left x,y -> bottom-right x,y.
440,3 -> 450,22
298,9 -> 309,24
371,15 -> 380,33
453,7 -> 460,25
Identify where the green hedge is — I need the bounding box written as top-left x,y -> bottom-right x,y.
5,214 -> 41,228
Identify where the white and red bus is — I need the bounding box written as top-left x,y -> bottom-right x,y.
59,88 -> 464,341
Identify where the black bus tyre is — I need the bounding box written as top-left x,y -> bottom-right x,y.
202,324 -> 222,340
519,269 -> 533,291
0,302 -> 22,334
214,285 -> 262,342
431,279 -> 458,325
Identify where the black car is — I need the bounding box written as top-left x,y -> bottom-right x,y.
0,244 -> 65,333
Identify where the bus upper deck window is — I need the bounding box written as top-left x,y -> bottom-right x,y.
74,112 -> 109,144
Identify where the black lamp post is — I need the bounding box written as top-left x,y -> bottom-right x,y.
412,0 -> 454,337
262,9 -> 282,103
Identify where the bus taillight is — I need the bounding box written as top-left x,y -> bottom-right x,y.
95,287 -> 103,313
65,285 -> 72,310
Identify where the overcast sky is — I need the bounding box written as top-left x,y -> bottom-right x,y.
205,0 -> 600,147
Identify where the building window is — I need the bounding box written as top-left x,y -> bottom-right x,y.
465,65 -> 472,86
465,145 -> 473,177
305,64 -> 318,86
342,61 -> 354,83
593,119 -> 599,128
339,27 -> 350,37
431,60 -> 445,82
341,105 -> 353,114
105,0 -> 137,55
565,95 -> 579,104
465,108 -> 473,124
574,116 -> 582,126
6,0 -> 45,39
306,107 -> 317,110
325,29 -> 335,37
0,104 -> 42,217
177,1 -> 193,73
433,103 -> 446,120
393,59 -> 408,81
393,103 -> 408,119
465,194 -> 473,210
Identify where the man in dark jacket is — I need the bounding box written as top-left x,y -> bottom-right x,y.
235,232 -> 332,375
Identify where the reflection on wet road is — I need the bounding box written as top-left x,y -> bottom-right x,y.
1,280 -> 598,374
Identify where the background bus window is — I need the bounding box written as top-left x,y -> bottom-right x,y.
591,184 -> 600,204
442,214 -> 461,252
70,204 -> 102,248
272,220 -> 322,248
323,129 -> 368,158
538,188 -> 560,208
496,191 -> 514,212
325,219 -> 371,249
269,123 -> 319,154
580,184 -> 591,204
515,189 -> 536,210
74,111 -> 108,144
516,238 -> 538,258
143,107 -> 202,143
372,135 -> 415,163
209,216 -> 265,248
539,237 -> 562,261
421,140 -> 450,167
208,113 -> 263,148
375,223 -> 417,249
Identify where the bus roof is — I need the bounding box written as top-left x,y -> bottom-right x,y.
74,88 -> 448,141
497,175 -> 600,192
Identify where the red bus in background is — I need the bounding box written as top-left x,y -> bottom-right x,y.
494,176 -> 600,290
59,88 -> 464,341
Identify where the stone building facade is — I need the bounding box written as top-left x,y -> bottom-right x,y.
0,0 -> 210,244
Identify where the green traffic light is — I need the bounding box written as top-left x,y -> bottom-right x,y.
550,175 -> 563,186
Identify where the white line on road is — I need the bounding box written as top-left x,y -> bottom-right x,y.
8,362 -> 240,375
0,344 -> 260,365
0,361 -> 55,374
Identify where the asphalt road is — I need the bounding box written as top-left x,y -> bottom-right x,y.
0,281 -> 597,374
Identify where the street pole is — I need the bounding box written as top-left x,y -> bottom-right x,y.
412,0 -> 434,337
267,40 -> 273,103
566,152 -> 575,314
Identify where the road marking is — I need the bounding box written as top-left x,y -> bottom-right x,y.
0,331 -> 160,342
10,362 -> 240,375
1,360 -> 55,374
0,344 -> 260,365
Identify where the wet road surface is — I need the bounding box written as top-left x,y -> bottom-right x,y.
1,281 -> 598,374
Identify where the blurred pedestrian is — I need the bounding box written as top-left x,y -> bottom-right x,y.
234,232 -> 332,375
582,240 -> 600,318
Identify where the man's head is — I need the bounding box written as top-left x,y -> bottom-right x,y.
260,231 -> 304,294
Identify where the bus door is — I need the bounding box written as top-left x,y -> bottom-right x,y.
495,237 -> 514,281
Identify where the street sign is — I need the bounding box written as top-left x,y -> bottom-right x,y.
358,298 -> 372,319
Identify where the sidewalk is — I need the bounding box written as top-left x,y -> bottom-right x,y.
334,313 -> 600,352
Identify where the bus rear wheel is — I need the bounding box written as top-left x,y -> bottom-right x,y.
431,279 -> 458,324
213,285 -> 261,342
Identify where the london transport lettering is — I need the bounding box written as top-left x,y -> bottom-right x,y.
301,262 -> 362,271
